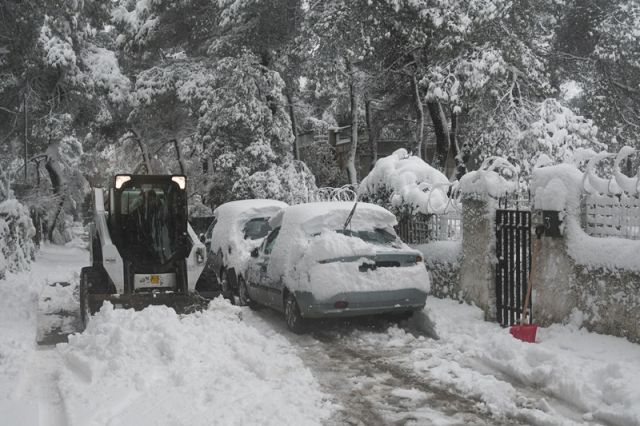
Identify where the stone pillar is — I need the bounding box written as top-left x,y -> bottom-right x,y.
459,197 -> 496,320
529,209 -> 578,326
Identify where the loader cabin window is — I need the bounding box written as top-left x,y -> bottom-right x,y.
116,180 -> 185,265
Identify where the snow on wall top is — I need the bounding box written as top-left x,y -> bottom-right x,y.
458,157 -> 518,199
530,154 -> 640,272
531,146 -> 639,211
211,199 -> 287,273
531,163 -> 584,212
358,149 -> 452,214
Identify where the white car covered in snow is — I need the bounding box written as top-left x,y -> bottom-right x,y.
205,199 -> 288,300
240,202 -> 430,333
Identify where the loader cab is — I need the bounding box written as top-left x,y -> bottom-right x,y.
109,174 -> 190,293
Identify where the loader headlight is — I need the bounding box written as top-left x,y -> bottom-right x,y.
115,175 -> 131,189
171,176 -> 186,190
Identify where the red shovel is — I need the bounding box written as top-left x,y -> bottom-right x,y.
510,228 -> 543,343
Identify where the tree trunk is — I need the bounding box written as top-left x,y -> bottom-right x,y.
346,59 -> 358,186
285,90 -> 300,160
129,129 -> 153,174
411,71 -> 425,159
45,155 -> 64,242
427,100 -> 449,171
365,99 -> 377,170
172,139 -> 186,175
448,109 -> 467,180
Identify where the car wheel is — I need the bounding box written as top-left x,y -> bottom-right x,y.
220,269 -> 235,304
285,293 -> 307,334
238,277 -> 259,310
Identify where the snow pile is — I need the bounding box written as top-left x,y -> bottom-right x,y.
211,199 -> 287,273
0,199 -> 36,277
268,202 -> 429,299
0,244 -> 88,409
57,298 -> 332,426
458,157 -> 518,199
358,149 -> 452,215
360,298 -> 640,426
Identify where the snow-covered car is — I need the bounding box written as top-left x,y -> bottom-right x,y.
240,202 -> 430,333
206,199 -> 288,300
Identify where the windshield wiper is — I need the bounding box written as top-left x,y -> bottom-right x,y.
343,202 -> 358,231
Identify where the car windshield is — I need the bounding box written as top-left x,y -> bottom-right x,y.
335,228 -> 397,245
244,217 -> 271,240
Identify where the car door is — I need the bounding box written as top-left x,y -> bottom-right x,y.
245,243 -> 264,302
261,227 -> 285,309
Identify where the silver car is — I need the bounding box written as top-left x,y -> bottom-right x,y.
240,202 -> 430,333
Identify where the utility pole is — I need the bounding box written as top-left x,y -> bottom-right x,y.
23,94 -> 28,182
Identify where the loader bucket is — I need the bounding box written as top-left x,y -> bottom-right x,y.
88,292 -> 211,314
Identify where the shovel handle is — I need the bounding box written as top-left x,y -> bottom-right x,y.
522,237 -> 541,324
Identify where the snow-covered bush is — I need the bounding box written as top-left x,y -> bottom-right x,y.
358,149 -> 452,215
232,162 -> 317,205
0,199 -> 36,278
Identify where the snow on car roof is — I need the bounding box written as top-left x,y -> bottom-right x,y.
212,199 -> 287,272
213,199 -> 288,218
270,202 -> 397,234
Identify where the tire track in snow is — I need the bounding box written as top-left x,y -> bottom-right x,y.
245,309 -> 516,425
312,330 -> 516,426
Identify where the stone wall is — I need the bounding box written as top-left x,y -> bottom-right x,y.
458,198 -> 497,320
414,240 -> 462,300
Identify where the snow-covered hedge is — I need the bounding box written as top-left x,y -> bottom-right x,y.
358,149 -> 452,215
0,199 -> 36,278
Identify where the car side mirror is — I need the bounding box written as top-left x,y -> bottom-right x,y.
251,247 -> 259,258
199,233 -> 206,243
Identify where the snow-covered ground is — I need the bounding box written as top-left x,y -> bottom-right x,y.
1,244 -> 640,426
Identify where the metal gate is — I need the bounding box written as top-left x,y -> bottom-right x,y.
495,209 -> 531,326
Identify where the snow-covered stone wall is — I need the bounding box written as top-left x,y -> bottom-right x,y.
413,241 -> 461,299
531,155 -> 640,343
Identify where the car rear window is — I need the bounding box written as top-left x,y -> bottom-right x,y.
244,217 -> 271,240
335,228 -> 397,245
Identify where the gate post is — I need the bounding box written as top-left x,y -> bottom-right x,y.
530,209 -> 578,326
459,197 -> 497,320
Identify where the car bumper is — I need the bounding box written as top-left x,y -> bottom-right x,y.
294,289 -> 427,318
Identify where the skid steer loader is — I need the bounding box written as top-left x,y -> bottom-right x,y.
37,174 -> 214,344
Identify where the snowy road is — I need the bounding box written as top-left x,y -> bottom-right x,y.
245,308 -> 509,425
2,244 -> 640,426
